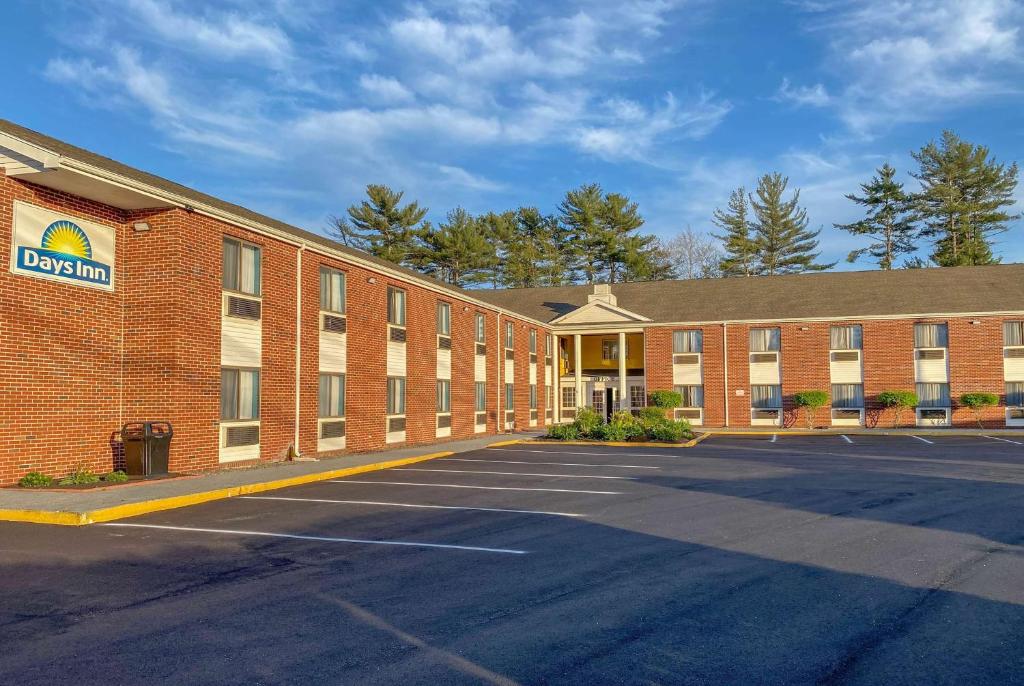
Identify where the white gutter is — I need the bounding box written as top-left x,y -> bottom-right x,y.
293,245 -> 304,456
722,323 -> 729,428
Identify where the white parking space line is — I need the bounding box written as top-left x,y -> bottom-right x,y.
771,434 -> 778,443
840,434 -> 853,444
487,447 -> 678,459
982,435 -> 1024,446
100,523 -> 527,554
400,468 -> 635,480
327,480 -> 622,495
240,496 -> 584,518
910,435 -> 935,444
441,458 -> 659,470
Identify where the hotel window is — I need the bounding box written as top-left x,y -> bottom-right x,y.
318,374 -> 345,418
562,387 -> 576,407
437,302 -> 451,336
592,390 -> 604,414
530,384 -> 538,409
436,380 -> 451,413
1004,321 -> 1024,346
505,321 -> 514,349
830,325 -> 862,350
601,339 -> 619,361
387,287 -> 406,327
630,385 -> 646,408
916,382 -> 950,407
545,334 -> 553,356
475,313 -> 486,343
1007,382 -> 1024,407
751,384 -> 782,409
674,385 -> 704,408
505,383 -> 515,409
221,368 -> 260,420
749,328 -> 781,352
386,377 -> 406,415
529,330 -> 537,354
222,237 -> 261,296
319,267 -> 346,314
673,330 -> 703,353
914,323 -> 948,348
831,383 -> 864,408
475,381 -> 486,411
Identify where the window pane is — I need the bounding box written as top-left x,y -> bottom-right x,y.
1005,321 -> 1024,346
220,369 -> 238,420
673,330 -> 703,353
630,386 -> 645,407
914,323 -> 947,348
831,383 -> 864,407
1007,382 -> 1024,407
830,325 -> 862,350
222,238 -> 239,291
475,314 -> 485,342
238,370 -> 260,419
437,302 -> 450,335
505,383 -> 514,409
546,334 -> 552,355
319,269 -> 329,310
437,380 -> 450,412
562,387 -> 575,407
751,385 -> 782,408
334,273 -> 345,314
750,328 -> 780,352
505,322 -> 514,348
240,244 -> 260,295
388,289 -> 406,326
602,340 -> 618,361
318,374 -> 330,417
475,382 -> 486,411
529,331 -> 537,353
916,382 -> 950,407
530,384 -> 537,409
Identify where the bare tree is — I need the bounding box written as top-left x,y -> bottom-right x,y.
665,226 -> 722,279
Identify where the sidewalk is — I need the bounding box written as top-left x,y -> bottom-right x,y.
0,433 -> 534,526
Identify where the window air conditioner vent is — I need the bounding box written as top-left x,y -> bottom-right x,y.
505,349 -> 515,360
673,354 -> 700,365
388,417 -> 406,432
389,326 -> 407,343
476,343 -> 487,356
227,296 -> 261,320
437,414 -> 451,428
225,425 -> 260,447
1005,348 -> 1024,359
437,336 -> 452,350
323,314 -> 347,333
320,420 -> 346,439
830,351 -> 859,362
475,412 -> 487,426
675,408 -> 702,419
916,349 -> 945,360
750,352 -> 778,364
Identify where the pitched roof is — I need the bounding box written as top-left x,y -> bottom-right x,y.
472,264 -> 1024,323
0,118 -> 461,296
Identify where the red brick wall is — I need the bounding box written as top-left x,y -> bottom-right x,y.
949,317 -> 1006,428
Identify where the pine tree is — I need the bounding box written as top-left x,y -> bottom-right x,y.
477,210 -> 516,288
711,187 -> 756,276
558,184 -> 605,283
502,208 -> 551,288
621,235 -> 676,282
911,130 -> 1019,266
415,208 -> 496,287
329,184 -> 427,266
749,173 -> 834,275
835,163 -> 917,270
598,192 -> 645,283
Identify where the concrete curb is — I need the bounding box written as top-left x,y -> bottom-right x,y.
0,450 -> 454,527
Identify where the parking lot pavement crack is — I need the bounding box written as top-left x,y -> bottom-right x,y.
812,532 -> 1024,686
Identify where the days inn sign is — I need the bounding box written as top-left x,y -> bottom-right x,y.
10,201 -> 115,291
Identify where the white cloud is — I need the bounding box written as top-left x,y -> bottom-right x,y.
775,78 -> 831,107
358,74 -> 415,104
798,0 -> 1024,134
436,164 -> 505,191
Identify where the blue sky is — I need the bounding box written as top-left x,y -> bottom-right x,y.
6,0 -> 1024,268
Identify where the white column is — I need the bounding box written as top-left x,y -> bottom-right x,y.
574,334 -> 583,410
618,331 -> 627,412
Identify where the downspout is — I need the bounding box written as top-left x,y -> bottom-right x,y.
293,245 -> 304,457
496,314 -> 502,433
723,322 -> 730,427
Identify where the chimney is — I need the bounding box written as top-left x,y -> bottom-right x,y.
587,283 -> 617,307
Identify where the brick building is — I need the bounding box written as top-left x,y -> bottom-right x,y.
1,119 -> 1023,484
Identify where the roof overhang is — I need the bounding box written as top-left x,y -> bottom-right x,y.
548,299 -> 652,327
0,133 -> 174,210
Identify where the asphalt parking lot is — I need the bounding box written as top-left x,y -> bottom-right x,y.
3,434 -> 1024,685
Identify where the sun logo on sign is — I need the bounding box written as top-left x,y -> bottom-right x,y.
40,220 -> 92,259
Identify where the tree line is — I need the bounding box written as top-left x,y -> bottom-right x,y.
328,130 -> 1019,288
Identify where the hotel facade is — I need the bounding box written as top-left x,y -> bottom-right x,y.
2,119 -> 1023,484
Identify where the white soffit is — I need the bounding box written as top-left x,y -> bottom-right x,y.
549,300 -> 652,326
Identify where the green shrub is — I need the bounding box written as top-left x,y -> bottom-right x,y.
637,406 -> 667,424
793,390 -> 830,428
573,406 -> 604,437
648,390 -> 683,409
960,392 -> 999,428
103,470 -> 129,484
58,467 -> 101,486
594,421 -> 629,441
547,423 -> 579,441
608,410 -> 644,440
878,390 -> 918,428
649,419 -> 691,442
18,471 -> 54,488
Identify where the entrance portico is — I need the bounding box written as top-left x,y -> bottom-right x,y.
549,285 -> 651,422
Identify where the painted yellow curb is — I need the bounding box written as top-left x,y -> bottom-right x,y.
485,439 -> 524,447
520,435 -> 705,448
1,450 -> 455,527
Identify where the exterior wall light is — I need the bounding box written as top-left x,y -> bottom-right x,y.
132,222 -> 151,232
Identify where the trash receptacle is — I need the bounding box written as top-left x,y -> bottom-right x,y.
121,421 -> 173,477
